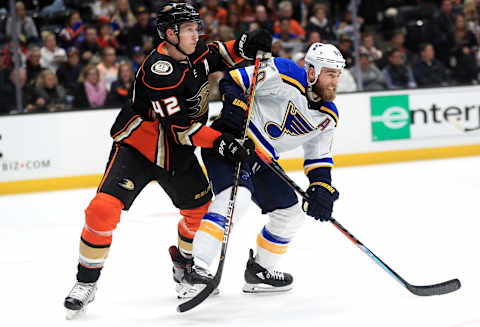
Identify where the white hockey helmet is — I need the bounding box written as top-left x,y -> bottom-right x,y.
304,43 -> 345,86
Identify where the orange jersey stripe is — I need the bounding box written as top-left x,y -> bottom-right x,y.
122,120 -> 160,163
224,40 -> 243,64
191,125 -> 222,148
97,144 -> 120,191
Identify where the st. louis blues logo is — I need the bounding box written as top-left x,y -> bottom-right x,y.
265,101 -> 315,139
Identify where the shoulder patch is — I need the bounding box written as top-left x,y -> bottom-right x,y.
151,61 -> 173,75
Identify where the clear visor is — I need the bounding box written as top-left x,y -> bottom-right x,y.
178,20 -> 205,38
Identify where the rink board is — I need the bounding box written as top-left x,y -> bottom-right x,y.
1,85 -> 480,195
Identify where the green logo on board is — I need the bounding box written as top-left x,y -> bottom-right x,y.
371,95 -> 411,141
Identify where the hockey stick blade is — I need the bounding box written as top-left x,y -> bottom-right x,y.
251,152 -> 462,297
177,280 -> 217,313
406,278 -> 461,296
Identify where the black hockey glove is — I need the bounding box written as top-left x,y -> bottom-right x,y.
302,182 -> 339,222
213,133 -> 255,163
234,29 -> 272,60
213,93 -> 248,138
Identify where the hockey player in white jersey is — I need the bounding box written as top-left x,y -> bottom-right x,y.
180,43 -> 345,295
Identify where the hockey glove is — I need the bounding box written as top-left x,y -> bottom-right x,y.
213,133 -> 255,163
234,29 -> 272,60
302,182 -> 339,221
212,93 -> 248,138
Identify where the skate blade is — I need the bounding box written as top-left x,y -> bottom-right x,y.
176,283 -> 220,299
242,283 -> 293,294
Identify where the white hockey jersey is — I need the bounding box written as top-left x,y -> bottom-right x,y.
227,57 -> 339,174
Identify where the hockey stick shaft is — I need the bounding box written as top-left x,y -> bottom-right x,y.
177,52 -> 264,313
254,150 -> 461,296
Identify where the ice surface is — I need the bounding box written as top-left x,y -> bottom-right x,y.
1,156 -> 479,327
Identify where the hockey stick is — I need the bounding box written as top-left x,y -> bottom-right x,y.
177,52 -> 265,313
254,150 -> 461,296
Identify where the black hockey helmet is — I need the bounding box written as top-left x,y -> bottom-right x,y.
155,2 -> 202,39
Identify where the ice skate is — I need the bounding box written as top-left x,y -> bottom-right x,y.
242,249 -> 293,293
169,245 -> 219,299
64,281 -> 97,319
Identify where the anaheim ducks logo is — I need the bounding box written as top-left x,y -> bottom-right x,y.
185,82 -> 209,118
265,101 -> 315,139
151,60 -> 173,75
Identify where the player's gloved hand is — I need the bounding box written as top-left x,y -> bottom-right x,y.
302,182 -> 339,221
235,29 -> 272,60
213,133 -> 255,163
213,93 -> 248,138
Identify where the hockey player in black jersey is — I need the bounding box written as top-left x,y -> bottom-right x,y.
64,2 -> 271,318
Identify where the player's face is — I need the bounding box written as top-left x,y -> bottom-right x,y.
178,22 -> 200,55
315,67 -> 341,102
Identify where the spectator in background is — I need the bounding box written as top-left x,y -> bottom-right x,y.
130,46 -> 145,73
78,25 -> 102,65
359,32 -> 382,63
451,14 -> 479,84
218,24 -> 234,42
58,10 -> 85,49
97,22 -> 120,51
257,0 -> 278,24
383,48 -> 417,89
40,31 -> 66,74
1,67 -> 36,113
5,1 -> 39,45
335,9 -> 363,40
1,37 -> 26,69
412,43 -> 449,87
254,4 -> 273,34
271,39 -> 285,57
26,46 -> 44,85
90,0 -> 116,21
433,0 -> 456,67
303,30 -> 321,52
337,35 -> 354,67
229,0 -> 255,24
378,29 -> 412,70
200,0 -> 228,25
0,52 -> 12,115
274,1 -> 305,39
127,4 -> 156,55
273,17 -> 304,58
0,51 -> 8,84
111,0 -> 137,55
291,51 -> 305,67
97,46 -> 118,91
201,11 -> 219,43
464,0 -> 480,40
30,69 -> 67,112
306,3 -> 336,43
107,61 -> 133,106
226,10 -> 244,39
74,64 -> 107,108
354,52 -> 385,91
57,46 -> 83,98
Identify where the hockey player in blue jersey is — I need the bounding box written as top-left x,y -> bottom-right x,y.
178,42 -> 345,296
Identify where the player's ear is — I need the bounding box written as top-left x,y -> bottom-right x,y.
307,66 -> 316,83
165,28 -> 176,41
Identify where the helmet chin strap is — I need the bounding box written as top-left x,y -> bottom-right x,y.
307,66 -> 321,102
307,85 -> 322,102
165,25 -> 190,58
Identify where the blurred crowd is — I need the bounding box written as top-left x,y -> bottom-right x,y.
1,0 -> 480,115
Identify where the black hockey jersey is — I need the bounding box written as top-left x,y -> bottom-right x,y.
110,39 -> 243,172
